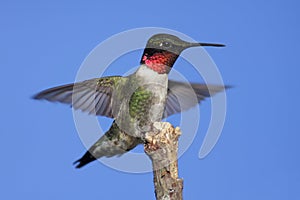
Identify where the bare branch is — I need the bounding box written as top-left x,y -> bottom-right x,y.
144,122 -> 183,200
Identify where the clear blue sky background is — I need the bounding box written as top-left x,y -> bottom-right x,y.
1,1 -> 299,199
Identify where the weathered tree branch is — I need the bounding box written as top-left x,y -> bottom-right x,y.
144,122 -> 183,200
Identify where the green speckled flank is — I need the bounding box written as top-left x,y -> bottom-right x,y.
129,87 -> 153,119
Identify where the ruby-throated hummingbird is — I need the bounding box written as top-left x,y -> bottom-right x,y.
33,33 -> 226,168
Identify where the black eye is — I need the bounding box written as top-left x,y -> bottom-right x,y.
160,41 -> 171,48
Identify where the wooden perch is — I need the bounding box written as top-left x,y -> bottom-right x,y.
144,122 -> 183,200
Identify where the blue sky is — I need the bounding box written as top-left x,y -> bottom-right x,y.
1,0 -> 300,199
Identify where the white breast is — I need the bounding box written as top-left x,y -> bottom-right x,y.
135,64 -> 168,85
114,64 -> 169,136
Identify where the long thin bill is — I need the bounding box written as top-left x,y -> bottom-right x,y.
189,42 -> 225,47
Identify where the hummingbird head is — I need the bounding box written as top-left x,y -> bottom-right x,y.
140,33 -> 225,74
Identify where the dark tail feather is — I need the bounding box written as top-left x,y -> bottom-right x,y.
73,151 -> 96,168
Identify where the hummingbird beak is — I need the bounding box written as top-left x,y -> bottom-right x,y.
187,42 -> 225,48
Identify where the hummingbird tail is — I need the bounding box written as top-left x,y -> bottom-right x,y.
73,151 -> 96,168
73,121 -> 142,169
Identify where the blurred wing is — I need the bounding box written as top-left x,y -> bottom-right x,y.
33,76 -> 123,118
164,80 -> 227,118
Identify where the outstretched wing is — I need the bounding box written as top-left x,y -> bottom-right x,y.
33,76 -> 124,118
164,80 -> 227,118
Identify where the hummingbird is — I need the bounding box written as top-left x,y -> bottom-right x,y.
33,33 -> 226,168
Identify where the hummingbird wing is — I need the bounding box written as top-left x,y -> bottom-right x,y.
164,80 -> 227,118
33,76 -> 123,118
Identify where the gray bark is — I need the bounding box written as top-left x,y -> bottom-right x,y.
144,122 -> 183,200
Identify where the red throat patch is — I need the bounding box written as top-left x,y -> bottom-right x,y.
142,52 -> 177,74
